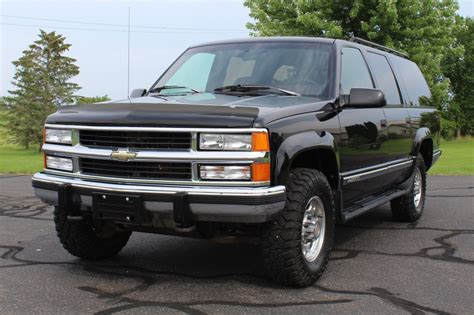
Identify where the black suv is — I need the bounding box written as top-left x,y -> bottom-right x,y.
32,37 -> 441,287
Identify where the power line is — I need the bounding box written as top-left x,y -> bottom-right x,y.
0,14 -> 245,32
0,22 -> 248,34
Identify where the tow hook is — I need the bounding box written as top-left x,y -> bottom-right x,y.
173,192 -> 196,232
58,184 -> 84,222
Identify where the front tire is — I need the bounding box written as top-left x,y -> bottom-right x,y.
261,168 -> 335,287
390,154 -> 426,222
54,207 -> 131,260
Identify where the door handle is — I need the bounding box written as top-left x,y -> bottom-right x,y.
406,117 -> 411,124
380,119 -> 387,128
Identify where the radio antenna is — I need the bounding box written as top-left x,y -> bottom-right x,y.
127,6 -> 131,98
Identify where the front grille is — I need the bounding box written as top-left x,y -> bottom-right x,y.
79,130 -> 192,150
80,158 -> 192,180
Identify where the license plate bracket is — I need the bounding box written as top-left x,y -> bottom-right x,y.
92,193 -> 143,224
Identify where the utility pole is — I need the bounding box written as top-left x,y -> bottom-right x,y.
127,6 -> 131,98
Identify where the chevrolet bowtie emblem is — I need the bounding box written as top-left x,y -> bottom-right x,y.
110,149 -> 137,161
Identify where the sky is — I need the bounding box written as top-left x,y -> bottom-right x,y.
1,0 -> 473,100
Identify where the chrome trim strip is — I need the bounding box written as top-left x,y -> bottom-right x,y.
33,172 -> 284,196
43,169 -> 270,187
342,159 -> 413,185
45,124 -> 268,133
340,158 -> 413,177
42,143 -> 268,162
433,149 -> 441,158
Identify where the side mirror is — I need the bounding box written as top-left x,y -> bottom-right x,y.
130,88 -> 147,98
347,88 -> 386,108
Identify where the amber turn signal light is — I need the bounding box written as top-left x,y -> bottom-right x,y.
252,132 -> 269,152
252,162 -> 270,182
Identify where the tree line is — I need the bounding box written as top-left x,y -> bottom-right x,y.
245,0 -> 473,138
1,30 -> 110,149
2,1 -> 473,149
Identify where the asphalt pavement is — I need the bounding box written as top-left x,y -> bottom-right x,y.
0,175 -> 473,314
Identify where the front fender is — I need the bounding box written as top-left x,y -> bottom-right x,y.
274,131 -> 338,185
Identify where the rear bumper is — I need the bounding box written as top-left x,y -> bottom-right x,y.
432,149 -> 442,166
32,172 -> 286,224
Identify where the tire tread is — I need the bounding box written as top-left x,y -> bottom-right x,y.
54,207 -> 131,260
262,168 -> 335,287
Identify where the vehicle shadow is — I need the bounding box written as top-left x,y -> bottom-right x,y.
69,204 -> 396,289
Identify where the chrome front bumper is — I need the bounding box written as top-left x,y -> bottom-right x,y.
32,172 -> 286,223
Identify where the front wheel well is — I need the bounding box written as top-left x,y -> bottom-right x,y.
290,148 -> 339,189
419,138 -> 433,170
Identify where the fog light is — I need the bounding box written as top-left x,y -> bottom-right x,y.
200,165 -> 251,180
45,156 -> 73,172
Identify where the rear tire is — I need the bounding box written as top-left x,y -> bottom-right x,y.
261,168 -> 335,287
54,207 -> 131,260
390,154 -> 426,222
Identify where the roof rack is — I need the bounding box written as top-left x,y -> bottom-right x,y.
349,36 -> 409,59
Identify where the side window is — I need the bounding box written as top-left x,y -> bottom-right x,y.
366,52 -> 402,105
389,55 -> 431,106
340,47 -> 373,94
166,53 -> 215,91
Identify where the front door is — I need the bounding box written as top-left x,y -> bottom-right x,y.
337,46 -> 390,207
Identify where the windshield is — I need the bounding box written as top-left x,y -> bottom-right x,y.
152,41 -> 333,99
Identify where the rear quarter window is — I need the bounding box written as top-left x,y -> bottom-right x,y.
389,55 -> 431,106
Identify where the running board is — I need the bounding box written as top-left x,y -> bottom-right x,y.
342,188 -> 409,222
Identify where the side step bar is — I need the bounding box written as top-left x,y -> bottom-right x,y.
342,188 -> 410,222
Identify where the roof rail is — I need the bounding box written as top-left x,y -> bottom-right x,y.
349,36 -> 409,59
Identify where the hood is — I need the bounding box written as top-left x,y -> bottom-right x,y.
46,93 -> 332,128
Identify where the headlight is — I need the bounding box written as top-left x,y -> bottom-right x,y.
45,156 -> 73,172
199,132 -> 269,151
200,165 -> 251,180
45,129 -> 72,144
199,134 -> 252,151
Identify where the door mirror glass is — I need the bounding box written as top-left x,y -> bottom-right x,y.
130,88 -> 146,98
348,88 -> 386,108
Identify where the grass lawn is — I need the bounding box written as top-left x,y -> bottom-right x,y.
0,138 -> 472,175
0,145 -> 43,174
430,138 -> 474,175
0,110 -> 43,174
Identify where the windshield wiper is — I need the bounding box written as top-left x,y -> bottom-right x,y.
214,85 -> 300,96
148,85 -> 201,95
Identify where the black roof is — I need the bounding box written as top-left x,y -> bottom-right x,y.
190,36 -> 409,59
190,36 -> 336,48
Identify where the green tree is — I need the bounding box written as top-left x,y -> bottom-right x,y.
443,17 -> 473,137
75,95 -> 111,105
244,0 -> 461,111
4,30 -> 80,149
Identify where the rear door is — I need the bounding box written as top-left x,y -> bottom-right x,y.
389,54 -> 440,155
365,51 -> 413,185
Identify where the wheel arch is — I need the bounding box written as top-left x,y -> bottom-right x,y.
412,127 -> 433,170
274,131 -> 340,190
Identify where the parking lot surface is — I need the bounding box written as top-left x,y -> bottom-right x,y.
0,175 -> 473,314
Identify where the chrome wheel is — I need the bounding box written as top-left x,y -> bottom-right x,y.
301,196 -> 326,262
413,167 -> 422,210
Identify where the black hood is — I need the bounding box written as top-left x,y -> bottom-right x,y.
46,93 -> 332,128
